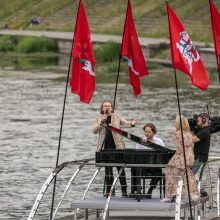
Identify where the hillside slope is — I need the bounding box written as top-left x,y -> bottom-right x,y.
0,0 -> 219,42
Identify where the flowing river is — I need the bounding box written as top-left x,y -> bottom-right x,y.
0,62 -> 220,219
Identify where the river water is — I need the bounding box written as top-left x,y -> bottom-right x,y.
0,63 -> 220,219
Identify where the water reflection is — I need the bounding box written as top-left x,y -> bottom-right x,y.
0,55 -> 58,70
0,57 -> 220,219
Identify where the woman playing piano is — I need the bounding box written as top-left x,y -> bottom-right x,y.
92,100 -> 137,197
161,115 -> 199,202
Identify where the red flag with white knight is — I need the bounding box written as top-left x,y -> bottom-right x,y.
167,3 -> 210,90
70,0 -> 96,104
121,0 -> 148,96
210,0 -> 220,73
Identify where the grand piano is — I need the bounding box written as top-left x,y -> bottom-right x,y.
95,124 -> 175,200
96,149 -> 174,199
96,149 -> 174,165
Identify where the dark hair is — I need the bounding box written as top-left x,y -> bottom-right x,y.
100,100 -> 114,114
198,113 -> 209,124
143,123 -> 157,134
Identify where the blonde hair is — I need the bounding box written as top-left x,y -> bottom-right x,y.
175,115 -> 190,132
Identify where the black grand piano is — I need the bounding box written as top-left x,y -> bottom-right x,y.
96,149 -> 174,199
96,149 -> 174,165
95,124 -> 175,200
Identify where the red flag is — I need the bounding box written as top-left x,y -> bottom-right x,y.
121,0 -> 148,96
70,0 -> 95,104
167,3 -> 210,90
210,0 -> 220,73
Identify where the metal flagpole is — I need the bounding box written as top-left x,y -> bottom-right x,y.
173,68 -> 193,219
166,2 -> 193,219
209,0 -> 220,84
113,55 -> 122,109
49,0 -> 81,219
113,0 -> 129,109
217,59 -> 220,83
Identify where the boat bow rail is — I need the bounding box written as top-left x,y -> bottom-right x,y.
28,157 -> 220,220
28,158 -> 94,220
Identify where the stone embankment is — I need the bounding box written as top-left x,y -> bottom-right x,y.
0,30 -> 216,69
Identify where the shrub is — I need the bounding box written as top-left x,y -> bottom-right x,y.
0,36 -> 17,51
95,41 -> 120,62
16,37 -> 58,53
107,60 -> 128,73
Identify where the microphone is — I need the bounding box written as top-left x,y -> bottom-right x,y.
102,110 -> 108,123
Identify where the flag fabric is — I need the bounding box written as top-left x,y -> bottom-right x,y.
167,3 -> 210,90
210,0 -> 220,72
121,0 -> 148,96
70,0 -> 95,104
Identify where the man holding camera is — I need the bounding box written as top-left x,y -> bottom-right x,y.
192,113 -> 211,197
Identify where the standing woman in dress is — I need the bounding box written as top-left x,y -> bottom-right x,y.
161,115 -> 199,202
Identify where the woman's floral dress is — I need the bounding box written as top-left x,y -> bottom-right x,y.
165,131 -> 199,200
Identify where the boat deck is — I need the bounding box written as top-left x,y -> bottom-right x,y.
67,195 -> 218,220
28,159 -> 220,220
71,196 -> 199,211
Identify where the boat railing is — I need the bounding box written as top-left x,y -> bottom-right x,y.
218,166 -> 220,217
28,158 -> 94,220
28,157 -> 220,220
198,162 -> 213,208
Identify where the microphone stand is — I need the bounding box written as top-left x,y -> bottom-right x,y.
100,111 -> 109,195
100,111 -> 109,151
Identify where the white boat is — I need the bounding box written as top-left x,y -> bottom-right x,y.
28,148 -> 220,220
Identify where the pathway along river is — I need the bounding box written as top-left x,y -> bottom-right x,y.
0,65 -> 220,219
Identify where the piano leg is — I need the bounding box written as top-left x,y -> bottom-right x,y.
131,168 -> 136,193
136,168 -> 142,202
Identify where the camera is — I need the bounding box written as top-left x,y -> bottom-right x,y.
209,116 -> 220,134
188,114 -> 220,134
188,114 -> 198,133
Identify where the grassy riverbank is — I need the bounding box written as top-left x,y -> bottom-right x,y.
0,35 -> 58,53
0,38 -> 218,86
0,0 -> 220,42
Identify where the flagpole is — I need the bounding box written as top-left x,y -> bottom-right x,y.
209,0 -> 220,84
49,1 -> 81,219
173,68 -> 194,220
113,55 -> 122,109
166,2 -> 193,219
216,58 -> 220,83
113,0 -> 129,109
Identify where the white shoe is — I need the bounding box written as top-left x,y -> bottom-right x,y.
160,197 -> 171,203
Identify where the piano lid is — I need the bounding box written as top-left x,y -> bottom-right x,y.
101,123 -> 174,153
